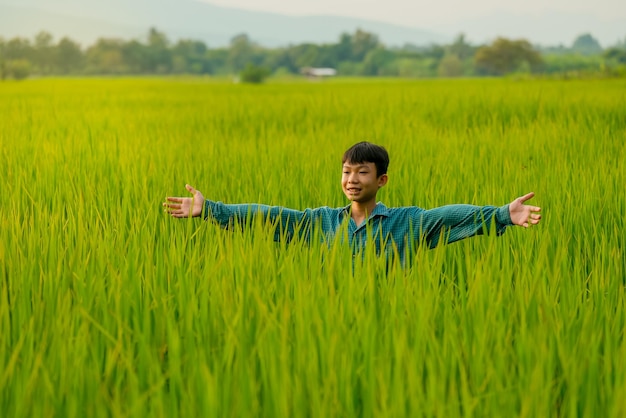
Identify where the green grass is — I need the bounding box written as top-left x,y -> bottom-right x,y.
1,77 -> 625,417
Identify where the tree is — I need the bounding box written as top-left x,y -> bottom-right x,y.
2,37 -> 33,78
6,59 -> 31,80
172,39 -> 209,74
362,48 -> 394,75
315,44 -> 340,68
228,33 -> 255,73
56,37 -> 83,74
205,48 -> 228,75
604,48 -> 626,65
145,27 -> 172,73
85,38 -> 126,74
475,38 -> 543,75
395,57 -> 438,77
438,54 -> 463,77
422,44 -> 446,61
262,48 -> 297,74
351,29 -> 380,62
289,43 -> 321,69
240,63 -> 269,83
447,33 -> 475,60
541,54 -> 604,74
572,33 -> 602,55
0,37 -> 6,80
33,31 -> 55,74
335,32 -> 353,61
4,37 -> 32,61
121,40 -> 147,73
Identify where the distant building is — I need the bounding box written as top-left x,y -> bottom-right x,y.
300,67 -> 337,78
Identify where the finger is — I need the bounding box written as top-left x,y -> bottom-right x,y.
518,192 -> 535,203
166,197 -> 184,203
521,213 -> 542,226
186,184 -> 197,195
163,203 -> 182,210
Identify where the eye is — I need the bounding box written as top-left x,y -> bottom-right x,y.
359,171 -> 367,174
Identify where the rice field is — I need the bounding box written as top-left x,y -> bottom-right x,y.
1,76 -> 625,417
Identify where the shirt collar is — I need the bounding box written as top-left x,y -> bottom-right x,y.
371,202 -> 390,217
341,202 -> 390,218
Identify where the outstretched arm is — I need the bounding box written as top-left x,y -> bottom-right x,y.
163,184 -> 315,242
508,192 -> 542,228
415,192 -> 542,249
163,184 -> 205,218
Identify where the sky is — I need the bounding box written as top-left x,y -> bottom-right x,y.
201,0 -> 626,45
202,0 -> 624,25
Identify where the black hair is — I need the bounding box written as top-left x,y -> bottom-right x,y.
342,141 -> 389,177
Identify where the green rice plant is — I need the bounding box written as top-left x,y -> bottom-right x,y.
0,76 -> 624,417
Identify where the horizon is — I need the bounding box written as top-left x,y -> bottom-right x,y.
200,0 -> 625,24
198,0 -> 626,46
0,0 -> 624,47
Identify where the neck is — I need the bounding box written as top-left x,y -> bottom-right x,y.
350,200 -> 377,225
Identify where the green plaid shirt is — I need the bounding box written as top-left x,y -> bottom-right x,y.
204,200 -> 513,262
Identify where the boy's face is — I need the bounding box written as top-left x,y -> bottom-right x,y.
342,161 -> 388,204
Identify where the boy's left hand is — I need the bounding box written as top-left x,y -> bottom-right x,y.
163,184 -> 205,218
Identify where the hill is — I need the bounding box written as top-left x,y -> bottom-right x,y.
0,0 -> 448,47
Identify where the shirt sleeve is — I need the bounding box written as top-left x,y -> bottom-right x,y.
415,204 -> 513,249
204,200 -> 312,242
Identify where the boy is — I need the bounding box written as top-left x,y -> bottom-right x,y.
164,142 -> 541,261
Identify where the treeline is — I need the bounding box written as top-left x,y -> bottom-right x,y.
1,28 -> 626,80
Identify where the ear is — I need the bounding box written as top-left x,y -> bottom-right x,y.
378,174 -> 388,188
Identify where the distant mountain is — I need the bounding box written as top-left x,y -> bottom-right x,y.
440,10 -> 625,48
0,0 -> 448,48
2,0 -> 622,49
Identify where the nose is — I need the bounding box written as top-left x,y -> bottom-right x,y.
348,173 -> 359,183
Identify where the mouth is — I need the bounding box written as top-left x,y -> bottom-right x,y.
346,188 -> 361,194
